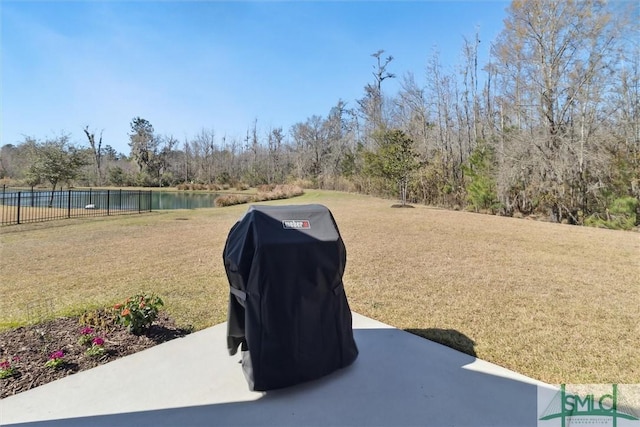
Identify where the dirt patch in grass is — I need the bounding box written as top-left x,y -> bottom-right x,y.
0,312 -> 190,399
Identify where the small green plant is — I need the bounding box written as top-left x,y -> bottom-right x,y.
463,144 -> 501,213
585,196 -> 638,230
113,294 -> 164,334
0,356 -> 19,379
45,350 -> 65,369
85,337 -> 106,357
78,326 -> 106,357
78,326 -> 95,346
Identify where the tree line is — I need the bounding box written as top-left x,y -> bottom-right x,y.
1,0 -> 638,228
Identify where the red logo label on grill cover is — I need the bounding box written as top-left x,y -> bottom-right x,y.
282,219 -> 311,229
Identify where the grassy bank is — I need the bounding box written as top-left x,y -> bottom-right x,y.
1,191 -> 638,384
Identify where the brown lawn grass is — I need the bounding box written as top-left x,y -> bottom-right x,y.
1,190 -> 638,384
0,205 -> 141,225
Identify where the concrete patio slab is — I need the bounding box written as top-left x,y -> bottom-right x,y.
1,313 -> 552,426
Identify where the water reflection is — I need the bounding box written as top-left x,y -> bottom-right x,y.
153,192 -> 219,210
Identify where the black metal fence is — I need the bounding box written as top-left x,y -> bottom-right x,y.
1,188 -> 152,226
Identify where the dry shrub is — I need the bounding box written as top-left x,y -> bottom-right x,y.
322,176 -> 357,192
177,183 -> 199,191
256,184 -> 304,202
177,183 -> 224,191
214,185 -> 304,208
234,182 -> 250,191
257,184 -> 276,193
214,194 -> 252,207
287,178 -> 315,189
79,308 -> 117,330
0,178 -> 19,187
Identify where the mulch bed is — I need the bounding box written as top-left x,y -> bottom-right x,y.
0,312 -> 191,399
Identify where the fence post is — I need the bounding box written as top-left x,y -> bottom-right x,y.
17,192 -> 21,225
107,190 -> 110,216
149,190 -> 152,212
68,190 -> 72,218
138,191 -> 142,213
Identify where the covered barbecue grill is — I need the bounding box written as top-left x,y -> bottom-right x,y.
223,204 -> 358,391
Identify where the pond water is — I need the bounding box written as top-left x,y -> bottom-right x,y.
152,192 -> 219,210
0,189 -> 219,210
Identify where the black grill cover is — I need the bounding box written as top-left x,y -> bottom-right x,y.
223,204 -> 358,391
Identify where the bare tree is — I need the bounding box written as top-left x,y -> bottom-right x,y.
358,50 -> 395,144
267,127 -> 285,183
491,0 -> 623,221
324,100 -> 358,181
190,129 -> 217,184
425,50 -> 463,204
290,115 -> 330,185
83,126 -> 103,186
394,73 -> 430,149
461,30 -> 481,149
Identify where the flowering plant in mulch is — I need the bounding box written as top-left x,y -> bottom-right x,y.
0,356 -> 19,379
85,337 -> 106,357
113,294 -> 164,335
44,350 -> 65,369
78,326 -> 96,346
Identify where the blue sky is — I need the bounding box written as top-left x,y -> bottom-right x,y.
1,1 -> 509,154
